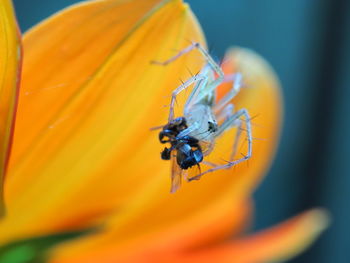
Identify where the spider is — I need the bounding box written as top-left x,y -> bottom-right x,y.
153,42 -> 252,193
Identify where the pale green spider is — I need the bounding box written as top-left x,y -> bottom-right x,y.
154,42 -> 252,192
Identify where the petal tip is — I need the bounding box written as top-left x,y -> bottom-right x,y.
303,208 -> 331,235
226,46 -> 281,89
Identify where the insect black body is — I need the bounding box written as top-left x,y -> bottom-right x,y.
159,117 -> 203,170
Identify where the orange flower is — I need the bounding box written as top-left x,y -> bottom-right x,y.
0,0 -> 329,262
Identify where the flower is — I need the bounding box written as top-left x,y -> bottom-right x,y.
0,0 -> 329,262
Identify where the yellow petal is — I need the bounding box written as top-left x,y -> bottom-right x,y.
47,49 -> 282,261
1,0 -> 205,241
166,209 -> 330,263
0,0 -> 21,214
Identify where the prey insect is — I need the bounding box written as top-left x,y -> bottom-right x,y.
153,42 -> 252,193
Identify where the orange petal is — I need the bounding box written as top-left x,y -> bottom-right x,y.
0,0 -> 21,213
167,209 -> 330,263
2,3 -> 284,263
1,0 -> 205,241
46,49 -> 282,261
49,200 -> 253,263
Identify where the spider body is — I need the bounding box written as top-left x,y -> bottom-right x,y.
154,43 -> 253,193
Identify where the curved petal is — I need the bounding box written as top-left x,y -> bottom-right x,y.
47,48 -> 282,261
166,209 -> 330,263
0,0 -> 21,214
1,0 -> 205,241
50,200 -> 253,263
50,209 -> 328,263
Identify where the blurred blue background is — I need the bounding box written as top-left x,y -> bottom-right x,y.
12,0 -> 350,262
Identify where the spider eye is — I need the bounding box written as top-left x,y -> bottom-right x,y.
208,121 -> 218,132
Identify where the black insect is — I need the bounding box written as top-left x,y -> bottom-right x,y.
159,117 -> 203,170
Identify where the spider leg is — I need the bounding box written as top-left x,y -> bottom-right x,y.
168,74 -> 207,121
176,121 -> 200,138
152,42 -> 223,79
217,108 -> 252,161
216,103 -> 234,123
215,103 -> 242,161
214,73 -> 243,113
153,42 -> 224,96
184,65 -> 213,115
230,119 -> 243,162
188,108 -> 252,181
202,160 -> 218,167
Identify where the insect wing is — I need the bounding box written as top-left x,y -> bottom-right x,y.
185,164 -> 202,182
199,140 -> 215,156
170,154 -> 183,193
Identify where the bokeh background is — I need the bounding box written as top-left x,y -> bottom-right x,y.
12,0 -> 350,262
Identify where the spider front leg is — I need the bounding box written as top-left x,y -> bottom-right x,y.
152,42 -> 224,90
188,108 -> 252,181
168,74 -> 207,122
